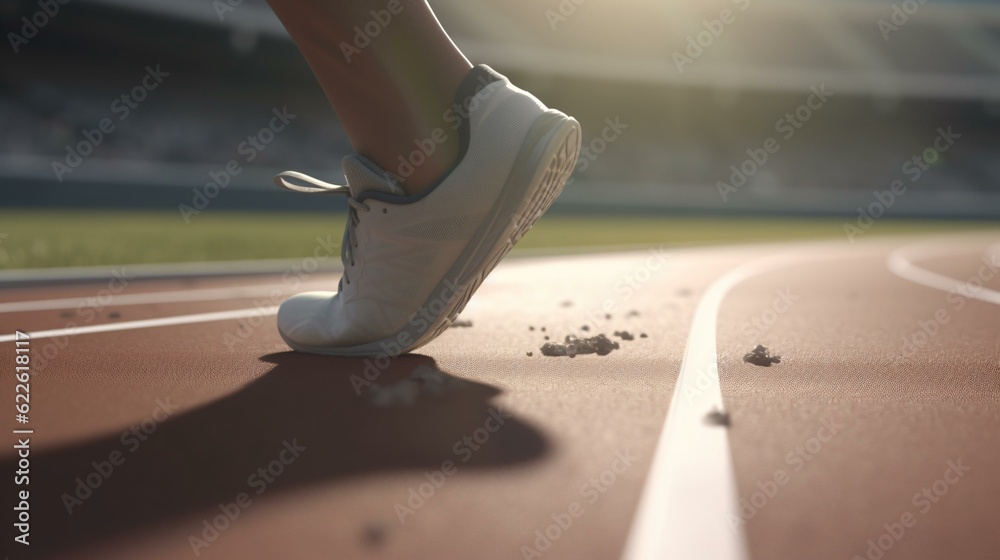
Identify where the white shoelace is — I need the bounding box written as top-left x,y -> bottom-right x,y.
273,171 -> 371,284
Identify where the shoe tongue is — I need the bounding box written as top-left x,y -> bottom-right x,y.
341,155 -> 406,198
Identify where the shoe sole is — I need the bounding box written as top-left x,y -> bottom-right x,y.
284,109 -> 582,357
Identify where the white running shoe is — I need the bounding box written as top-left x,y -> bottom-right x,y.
274,65 -> 581,357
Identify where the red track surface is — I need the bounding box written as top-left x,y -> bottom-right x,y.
2,233 -> 999,560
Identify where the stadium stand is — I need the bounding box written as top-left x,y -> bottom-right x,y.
2,0 -> 998,216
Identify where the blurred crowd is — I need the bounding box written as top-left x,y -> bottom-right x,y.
3,79 -> 998,197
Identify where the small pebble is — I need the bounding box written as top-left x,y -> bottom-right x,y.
581,325 -> 590,332
640,333 -> 648,338
614,330 -> 635,341
527,351 -> 533,357
743,344 -> 781,367
540,334 -> 620,357
704,409 -> 731,427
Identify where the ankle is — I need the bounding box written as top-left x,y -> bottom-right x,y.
370,64 -> 471,196
393,132 -> 461,195
349,59 -> 473,195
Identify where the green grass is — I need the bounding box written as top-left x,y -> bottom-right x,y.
0,210 -> 995,269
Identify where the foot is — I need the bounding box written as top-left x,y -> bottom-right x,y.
274,65 -> 581,357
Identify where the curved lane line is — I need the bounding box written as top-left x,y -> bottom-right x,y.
888,244 -> 1000,305
622,245 -> 874,560
620,254 -> 798,560
625,237 -> 997,560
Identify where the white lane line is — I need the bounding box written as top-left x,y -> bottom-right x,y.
0,243 -> 652,285
0,283 -> 330,314
622,262 -> 760,560
622,247 -> 872,560
0,306 -> 278,343
0,258 -> 342,283
888,243 -> 1000,305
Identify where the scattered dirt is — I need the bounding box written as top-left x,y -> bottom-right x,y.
541,327 -> 547,332
640,333 -> 648,339
614,330 -> 635,341
561,300 -> 573,308
704,408 -> 731,427
526,351 -> 533,357
744,344 -> 781,367
605,313 -> 612,320
541,334 -> 620,357
626,310 -> 640,318
677,288 -> 692,297
544,336 -> 550,341
529,326 -> 535,331
581,325 -> 590,332
451,319 -> 473,328
59,310 -> 73,318
108,312 -> 121,319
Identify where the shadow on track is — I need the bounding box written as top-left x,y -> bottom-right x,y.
15,352 -> 548,557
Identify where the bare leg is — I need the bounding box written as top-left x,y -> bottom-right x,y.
266,0 -> 473,194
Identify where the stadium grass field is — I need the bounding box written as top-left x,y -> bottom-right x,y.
1,210 -> 996,269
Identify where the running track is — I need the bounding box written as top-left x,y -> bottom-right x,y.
2,232 -> 999,560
